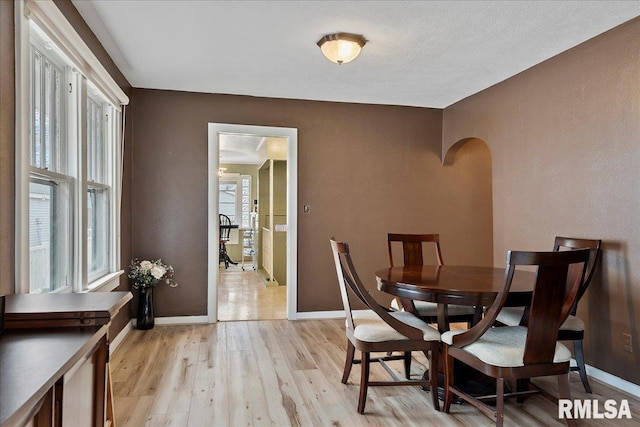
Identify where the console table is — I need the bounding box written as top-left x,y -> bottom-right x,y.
0,291 -> 131,427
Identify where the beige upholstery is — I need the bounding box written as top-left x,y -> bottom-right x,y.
391,299 -> 476,317
561,315 -> 585,331
497,307 -> 585,332
442,326 -> 572,367
331,238 -> 442,414
351,310 -> 440,342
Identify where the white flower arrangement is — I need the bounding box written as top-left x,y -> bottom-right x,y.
128,258 -> 178,289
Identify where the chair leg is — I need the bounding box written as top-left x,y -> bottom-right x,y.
342,340 -> 355,384
429,344 -> 440,411
496,379 -> 505,427
224,243 -> 229,269
403,351 -> 412,380
443,346 -> 453,413
558,374 -> 577,427
573,339 -> 592,393
358,352 -> 370,414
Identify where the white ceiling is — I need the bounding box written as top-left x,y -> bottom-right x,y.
72,1 -> 639,109
219,134 -> 266,165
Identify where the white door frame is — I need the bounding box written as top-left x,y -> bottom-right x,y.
207,123 -> 298,322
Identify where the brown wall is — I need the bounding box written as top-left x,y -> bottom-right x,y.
132,89 -> 493,316
0,1 -> 133,335
443,17 -> 640,384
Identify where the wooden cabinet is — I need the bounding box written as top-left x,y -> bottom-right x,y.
0,292 -> 131,427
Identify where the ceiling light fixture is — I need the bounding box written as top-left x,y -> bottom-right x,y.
317,32 -> 367,65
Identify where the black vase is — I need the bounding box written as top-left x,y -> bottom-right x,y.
137,286 -> 155,330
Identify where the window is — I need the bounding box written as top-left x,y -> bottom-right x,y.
29,178 -> 72,292
16,0 -> 129,294
219,175 -> 251,227
87,91 -> 111,280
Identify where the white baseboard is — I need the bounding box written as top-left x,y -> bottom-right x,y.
130,315 -> 210,328
295,310 -> 345,320
110,320 -> 133,355
583,362 -> 640,398
152,315 -> 209,325
294,309 -> 370,320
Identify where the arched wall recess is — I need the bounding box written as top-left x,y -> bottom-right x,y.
442,137 -> 490,166
441,137 -> 494,267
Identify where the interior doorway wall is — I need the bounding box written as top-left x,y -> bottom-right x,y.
208,123 -> 298,322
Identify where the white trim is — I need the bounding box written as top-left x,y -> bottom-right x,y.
109,320 -> 133,355
579,361 -> 640,399
294,309 -> 371,320
15,1 -> 30,293
207,126 -> 220,323
22,0 -> 129,106
84,270 -> 123,293
132,316 -> 209,327
208,124 -> 298,323
295,310 -> 346,320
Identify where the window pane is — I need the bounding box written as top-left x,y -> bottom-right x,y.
88,187 -> 109,278
219,182 -> 237,222
29,178 -> 72,293
31,50 -> 42,167
30,45 -> 65,172
87,96 -> 104,182
241,176 -> 251,228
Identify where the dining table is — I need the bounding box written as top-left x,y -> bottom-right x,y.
375,264 -> 538,400
375,265 -> 537,332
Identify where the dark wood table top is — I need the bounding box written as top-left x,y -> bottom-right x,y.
375,265 -> 536,307
4,291 -> 132,329
0,326 -> 108,427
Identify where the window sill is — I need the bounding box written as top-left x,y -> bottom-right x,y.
83,270 -> 124,293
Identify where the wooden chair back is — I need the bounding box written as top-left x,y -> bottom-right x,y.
452,249 -> 590,365
330,239 -> 424,340
387,233 -> 444,267
553,237 -> 601,314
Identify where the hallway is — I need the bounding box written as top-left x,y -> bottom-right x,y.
217,265 -> 286,321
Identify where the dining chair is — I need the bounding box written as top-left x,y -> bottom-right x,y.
495,236 -> 601,393
388,233 -> 477,330
219,214 -> 233,269
442,249 -> 590,427
330,238 -> 441,414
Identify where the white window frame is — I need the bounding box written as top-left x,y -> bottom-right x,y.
86,88 -> 112,283
15,0 -> 129,294
219,174 -> 251,228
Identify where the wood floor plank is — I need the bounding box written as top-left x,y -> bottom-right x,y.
113,395 -> 155,427
148,327 -> 201,416
217,265 -> 286,321
145,412 -> 189,426
112,320 -> 640,427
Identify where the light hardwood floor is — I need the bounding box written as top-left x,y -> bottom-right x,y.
112,320 -> 640,426
217,265 -> 286,321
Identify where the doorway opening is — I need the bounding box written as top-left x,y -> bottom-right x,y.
207,123 -> 298,322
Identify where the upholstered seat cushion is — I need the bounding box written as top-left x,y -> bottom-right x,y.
496,307 -> 585,331
391,299 -> 476,317
441,326 -> 572,367
350,310 -> 440,342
